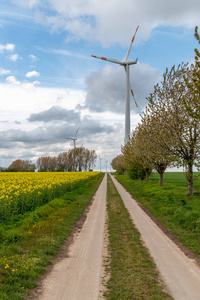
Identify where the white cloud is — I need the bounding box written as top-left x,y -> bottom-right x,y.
0,43 -> 15,52
33,80 -> 40,85
6,76 -> 20,85
9,53 -> 22,62
29,54 -> 38,62
26,71 -> 40,78
0,84 -> 85,119
31,0 -> 200,46
13,0 -> 39,8
0,68 -> 10,75
0,82 -> 119,168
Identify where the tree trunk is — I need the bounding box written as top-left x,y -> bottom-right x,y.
146,169 -> 149,183
187,162 -> 193,195
159,172 -> 164,187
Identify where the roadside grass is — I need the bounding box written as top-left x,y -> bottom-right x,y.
105,174 -> 172,300
0,172 -> 104,300
115,172 -> 200,259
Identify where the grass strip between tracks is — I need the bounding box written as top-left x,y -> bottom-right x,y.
0,172 -> 104,300
105,174 -> 172,300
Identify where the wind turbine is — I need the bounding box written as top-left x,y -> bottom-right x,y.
65,127 -> 79,149
91,26 -> 139,143
65,127 -> 80,171
105,159 -> 108,173
99,156 -> 103,172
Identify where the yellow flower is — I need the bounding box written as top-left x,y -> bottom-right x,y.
0,172 -> 100,217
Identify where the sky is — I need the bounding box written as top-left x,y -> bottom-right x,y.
0,0 -> 200,171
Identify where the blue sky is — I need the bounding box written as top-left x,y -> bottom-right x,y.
0,0 -> 200,170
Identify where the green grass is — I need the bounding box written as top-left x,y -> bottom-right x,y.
115,172 -> 200,258
105,174 -> 172,300
0,172 -> 104,300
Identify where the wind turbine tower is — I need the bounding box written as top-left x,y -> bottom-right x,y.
92,26 -> 139,143
65,127 -> 80,171
99,156 -> 103,172
105,159 -> 108,173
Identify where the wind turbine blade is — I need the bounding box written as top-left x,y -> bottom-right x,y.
124,67 -> 138,108
124,65 -> 138,108
74,127 -> 80,138
124,26 -> 139,62
91,55 -> 122,65
130,88 -> 138,108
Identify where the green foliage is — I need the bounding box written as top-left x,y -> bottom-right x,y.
183,26 -> 200,119
127,163 -> 146,180
111,154 -> 126,174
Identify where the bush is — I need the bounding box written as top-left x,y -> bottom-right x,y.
127,163 -> 146,180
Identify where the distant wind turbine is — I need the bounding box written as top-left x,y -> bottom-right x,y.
65,127 -> 80,171
65,127 -> 79,148
91,26 -> 139,143
105,159 -> 108,173
99,156 -> 103,172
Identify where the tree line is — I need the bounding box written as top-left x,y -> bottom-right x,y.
36,148 -> 97,172
2,147 -> 97,172
112,26 -> 200,195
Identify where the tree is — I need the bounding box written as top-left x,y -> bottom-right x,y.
36,157 -> 49,171
8,159 -> 36,172
0,167 -> 7,172
57,152 -> 69,171
184,26 -> 200,118
111,154 -> 126,174
122,129 -> 152,182
145,63 -> 200,194
123,118 -> 172,186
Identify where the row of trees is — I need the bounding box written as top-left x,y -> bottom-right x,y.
112,26 -> 200,195
36,148 -> 97,172
3,147 -> 97,172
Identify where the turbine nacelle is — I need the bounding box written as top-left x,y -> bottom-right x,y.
65,137 -> 77,141
123,59 -> 138,66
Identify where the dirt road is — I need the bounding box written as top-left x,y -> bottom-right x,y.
30,173 -> 200,300
110,174 -> 200,300
37,174 -> 107,300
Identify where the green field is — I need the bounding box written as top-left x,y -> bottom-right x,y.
151,171 -> 200,190
115,172 -> 200,259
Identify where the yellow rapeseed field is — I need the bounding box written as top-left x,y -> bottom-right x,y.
0,171 -> 100,222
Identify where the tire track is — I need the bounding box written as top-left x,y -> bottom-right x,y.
37,174 -> 107,300
110,174 -> 200,300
